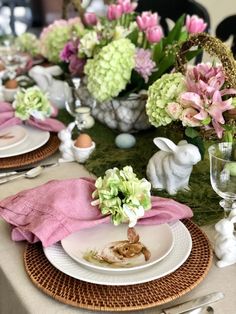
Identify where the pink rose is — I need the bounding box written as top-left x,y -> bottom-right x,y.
166,102 -> 183,120
181,108 -> 201,127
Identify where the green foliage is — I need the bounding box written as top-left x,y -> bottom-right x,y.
66,117 -> 224,226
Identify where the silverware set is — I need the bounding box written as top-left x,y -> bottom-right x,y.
0,162 -> 59,184
161,291 -> 224,314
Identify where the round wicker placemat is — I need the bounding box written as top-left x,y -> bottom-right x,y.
24,219 -> 213,312
0,134 -> 60,169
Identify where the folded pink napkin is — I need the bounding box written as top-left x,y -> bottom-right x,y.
0,178 -> 193,247
0,102 -> 65,132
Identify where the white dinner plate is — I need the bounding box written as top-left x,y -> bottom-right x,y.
61,223 -> 174,274
44,220 -> 192,286
0,125 -> 50,158
0,125 -> 27,150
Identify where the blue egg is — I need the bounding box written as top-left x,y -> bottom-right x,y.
115,133 -> 136,149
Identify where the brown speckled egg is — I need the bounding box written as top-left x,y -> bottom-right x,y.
5,79 -> 18,89
75,134 -> 92,148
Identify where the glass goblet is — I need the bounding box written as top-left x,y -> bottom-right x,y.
208,142 -> 236,215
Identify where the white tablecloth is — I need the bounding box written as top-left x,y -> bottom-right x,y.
0,157 -> 236,314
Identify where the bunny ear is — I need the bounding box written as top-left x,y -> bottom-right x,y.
153,137 -> 177,153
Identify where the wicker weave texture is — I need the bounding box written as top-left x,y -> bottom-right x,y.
0,134 -> 60,169
24,220 -> 213,312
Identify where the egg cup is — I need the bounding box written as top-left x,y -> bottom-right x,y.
2,86 -> 19,102
72,141 -> 96,163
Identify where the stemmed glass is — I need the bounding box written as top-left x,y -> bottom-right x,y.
208,142 -> 236,215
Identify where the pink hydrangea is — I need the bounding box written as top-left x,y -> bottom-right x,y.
134,48 -> 155,83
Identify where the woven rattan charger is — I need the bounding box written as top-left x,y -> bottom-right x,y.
24,219 -> 213,312
0,133 -> 60,169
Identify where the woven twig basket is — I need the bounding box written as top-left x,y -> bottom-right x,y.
176,33 -> 236,139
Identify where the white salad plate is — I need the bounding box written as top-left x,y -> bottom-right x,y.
61,223 -> 174,274
44,220 -> 192,286
0,125 -> 28,150
0,125 -> 50,158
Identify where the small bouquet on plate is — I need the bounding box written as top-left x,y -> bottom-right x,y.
91,166 -> 152,227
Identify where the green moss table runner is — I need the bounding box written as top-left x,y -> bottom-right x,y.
58,109 -> 223,226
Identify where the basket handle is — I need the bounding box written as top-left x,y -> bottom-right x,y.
175,33 -> 236,89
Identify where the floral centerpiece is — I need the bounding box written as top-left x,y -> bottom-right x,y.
25,0 -> 207,132
91,166 -> 152,227
146,33 -> 236,144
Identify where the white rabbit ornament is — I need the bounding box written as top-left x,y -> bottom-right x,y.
58,122 -> 76,162
214,215 -> 236,268
28,65 -> 73,109
146,137 -> 201,195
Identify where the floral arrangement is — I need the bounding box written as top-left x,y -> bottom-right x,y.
91,166 -> 151,227
33,0 -> 207,102
146,62 -> 236,140
13,86 -> 52,120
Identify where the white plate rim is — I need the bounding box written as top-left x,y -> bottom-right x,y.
0,125 -> 50,158
43,221 -> 192,286
0,125 -> 28,150
61,223 -> 174,273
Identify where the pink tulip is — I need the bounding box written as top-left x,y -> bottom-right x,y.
145,25 -> 164,44
136,12 -> 159,31
117,0 -> 137,13
185,15 -> 207,33
107,4 -> 123,21
84,12 -> 98,26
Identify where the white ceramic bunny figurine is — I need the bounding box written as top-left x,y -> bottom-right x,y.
28,65 -> 73,109
146,137 -> 201,195
214,215 -> 236,268
58,122 -> 76,162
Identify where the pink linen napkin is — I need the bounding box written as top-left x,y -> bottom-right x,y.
0,102 -> 65,132
0,178 -> 193,247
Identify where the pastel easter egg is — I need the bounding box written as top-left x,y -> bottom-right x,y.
225,162 -> 236,176
115,133 -> 136,149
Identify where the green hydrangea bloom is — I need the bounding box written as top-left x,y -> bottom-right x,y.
13,86 -> 52,121
84,38 -> 135,102
146,73 -> 186,128
15,33 -> 40,57
91,166 -> 151,227
40,22 -> 71,63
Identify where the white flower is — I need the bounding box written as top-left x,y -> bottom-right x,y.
79,31 -> 99,57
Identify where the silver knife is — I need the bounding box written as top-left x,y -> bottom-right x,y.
161,292 -> 224,314
0,162 -> 59,179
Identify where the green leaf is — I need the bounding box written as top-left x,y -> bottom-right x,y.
185,135 -> 205,160
185,127 -> 200,139
152,40 -> 163,63
202,116 -> 211,125
179,30 -> 188,42
148,52 -> 175,84
185,48 -> 202,61
127,29 -> 139,44
165,14 -> 185,44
